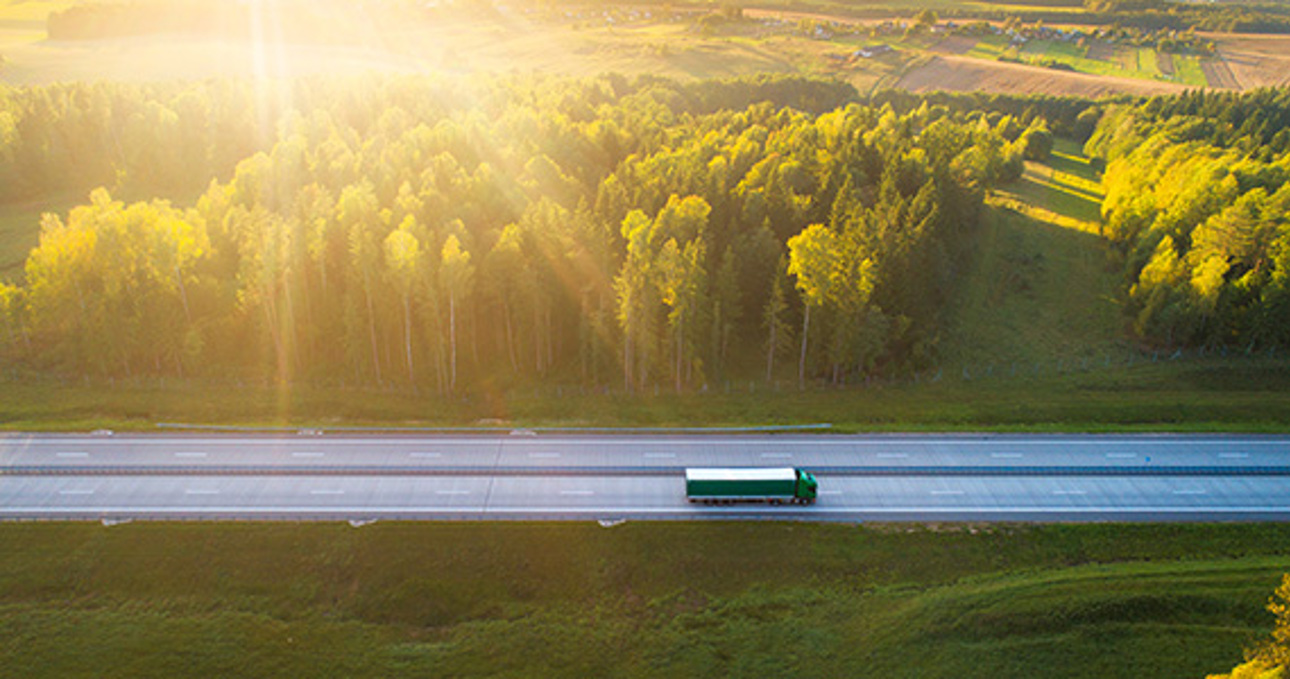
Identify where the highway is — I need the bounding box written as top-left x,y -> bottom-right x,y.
3,433 -> 1290,521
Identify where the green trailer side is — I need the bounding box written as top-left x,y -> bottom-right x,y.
685,468 -> 818,503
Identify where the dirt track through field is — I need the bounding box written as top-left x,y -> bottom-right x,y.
896,55 -> 1188,97
1202,57 -> 1241,89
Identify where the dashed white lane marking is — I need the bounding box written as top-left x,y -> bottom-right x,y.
991,453 -> 1023,459
1173,489 -> 1208,495
59,489 -> 94,495
818,490 -> 843,495
1218,453 -> 1249,459
1052,490 -> 1087,496
529,453 -> 561,459
877,453 -> 908,459
1106,453 -> 1136,459
560,490 -> 595,496
292,452 -> 324,458
310,490 -> 344,495
435,490 -> 471,496
185,489 -> 219,495
409,452 -> 442,458
760,453 -> 792,458
174,452 -> 207,458
56,452 -> 89,458
643,453 -> 676,459
930,490 -> 965,496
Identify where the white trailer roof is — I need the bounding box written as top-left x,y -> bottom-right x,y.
685,467 -> 796,481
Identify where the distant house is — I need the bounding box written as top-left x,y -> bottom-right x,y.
855,44 -> 894,58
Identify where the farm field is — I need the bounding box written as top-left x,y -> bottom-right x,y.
1,522 -> 1287,678
953,34 -> 1209,87
0,2 -> 1280,96
1209,33 -> 1290,88
893,53 -> 1186,97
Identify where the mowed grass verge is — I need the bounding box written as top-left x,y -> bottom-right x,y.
4,355 -> 1290,432
1,522 -> 1287,678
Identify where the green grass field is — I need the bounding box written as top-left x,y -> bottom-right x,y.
1176,54 -> 1208,87
0,522 -> 1286,677
4,354 -> 1290,432
960,36 -> 1209,87
0,193 -> 80,282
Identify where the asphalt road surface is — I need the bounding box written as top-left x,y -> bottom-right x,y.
3,433 -> 1290,521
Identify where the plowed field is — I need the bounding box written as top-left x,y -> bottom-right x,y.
1212,33 -> 1290,88
895,54 -> 1188,97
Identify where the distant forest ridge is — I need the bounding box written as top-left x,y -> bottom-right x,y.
42,0 -> 1290,39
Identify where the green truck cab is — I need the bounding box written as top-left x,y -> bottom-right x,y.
685,467 -> 818,504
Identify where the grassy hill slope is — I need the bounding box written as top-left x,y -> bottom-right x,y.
942,138 -> 1124,368
2,522 -> 1287,677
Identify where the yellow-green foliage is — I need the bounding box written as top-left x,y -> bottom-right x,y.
1209,574 -> 1290,679
1088,90 -> 1290,349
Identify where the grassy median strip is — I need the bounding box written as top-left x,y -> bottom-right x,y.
0,522 -> 1287,677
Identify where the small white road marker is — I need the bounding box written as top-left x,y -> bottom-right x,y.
1173,489 -> 1208,495
174,452 -> 207,458
59,489 -> 94,495
292,452 -> 324,458
560,490 -> 595,496
1052,490 -> 1087,496
643,453 -> 676,459
529,452 -> 561,459
760,453 -> 792,458
991,453 -> 1023,459
876,453 -> 909,459
1218,453 -> 1249,459
409,452 -> 442,459
1106,453 -> 1136,459
185,489 -> 219,495
930,490 -> 965,496
435,490 -> 471,496
310,489 -> 344,495
818,490 -> 843,496
57,452 -> 90,458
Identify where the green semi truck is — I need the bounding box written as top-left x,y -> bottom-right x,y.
685,467 -> 819,504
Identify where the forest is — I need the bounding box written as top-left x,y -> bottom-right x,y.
0,74 -> 1042,392
6,72 -> 1288,392
1087,87 -> 1290,351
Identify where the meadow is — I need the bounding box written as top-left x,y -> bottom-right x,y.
1,521 -> 1287,677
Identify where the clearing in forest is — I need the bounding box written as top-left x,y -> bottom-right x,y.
942,138 -> 1122,367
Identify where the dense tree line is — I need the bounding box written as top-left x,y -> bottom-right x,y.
1087,88 -> 1290,350
869,90 -> 1116,142
0,74 -> 1025,391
